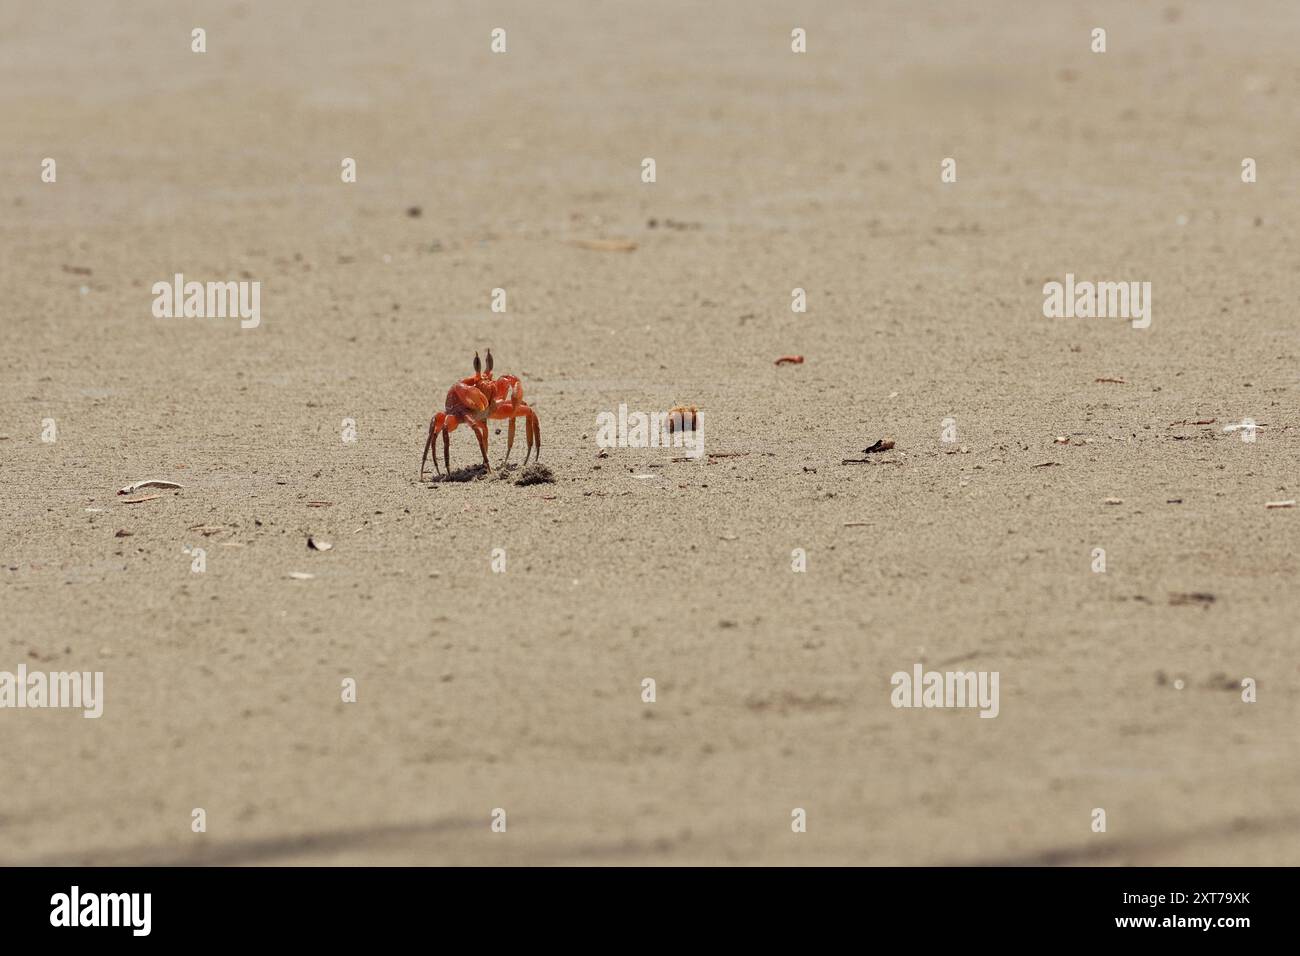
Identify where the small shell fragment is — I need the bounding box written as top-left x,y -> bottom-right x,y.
118,479 -> 183,495
569,238 -> 637,252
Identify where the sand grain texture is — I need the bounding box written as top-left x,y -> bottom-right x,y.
1,0 -> 1298,865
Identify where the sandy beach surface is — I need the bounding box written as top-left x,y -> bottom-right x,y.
2,0 -> 1298,865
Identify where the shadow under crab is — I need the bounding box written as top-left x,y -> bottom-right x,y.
422,462 -> 555,486
425,463 -> 490,483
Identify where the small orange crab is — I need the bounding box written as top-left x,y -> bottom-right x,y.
666,405 -> 698,433
420,349 -> 541,478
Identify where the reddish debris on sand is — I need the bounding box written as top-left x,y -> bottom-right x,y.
774,355 -> 804,366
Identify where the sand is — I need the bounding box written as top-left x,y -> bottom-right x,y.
2,0 -> 1297,865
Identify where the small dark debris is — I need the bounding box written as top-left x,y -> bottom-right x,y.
514,464 -> 555,486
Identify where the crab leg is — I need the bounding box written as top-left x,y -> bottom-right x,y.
421,419 -> 434,478
470,420 -> 490,470
442,415 -> 457,474
528,408 -> 541,463
421,412 -> 444,478
489,400 -> 538,465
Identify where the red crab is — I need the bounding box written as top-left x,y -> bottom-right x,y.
420,350 -> 541,478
